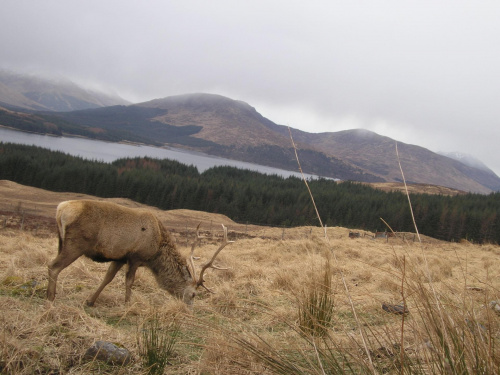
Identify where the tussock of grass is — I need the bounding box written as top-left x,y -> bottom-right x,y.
1,227 -> 499,373
298,258 -> 335,337
138,313 -> 181,375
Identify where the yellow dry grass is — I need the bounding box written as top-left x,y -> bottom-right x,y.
1,220 -> 499,374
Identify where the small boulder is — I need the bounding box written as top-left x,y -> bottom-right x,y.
382,302 -> 409,316
84,341 -> 131,366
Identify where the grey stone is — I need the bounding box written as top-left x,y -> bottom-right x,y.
489,300 -> 500,316
84,341 -> 131,366
382,302 -> 409,316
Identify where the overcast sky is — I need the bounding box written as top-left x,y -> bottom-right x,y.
2,1 -> 500,175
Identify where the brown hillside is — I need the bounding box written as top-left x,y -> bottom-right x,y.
366,181 -> 466,196
0,180 -> 241,235
137,94 -> 499,193
287,128 -> 495,193
140,93 -> 288,148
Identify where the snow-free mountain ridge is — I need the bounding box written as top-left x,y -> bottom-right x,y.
0,73 -> 498,193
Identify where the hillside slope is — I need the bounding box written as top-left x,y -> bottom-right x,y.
282,127 -> 500,193
0,70 -> 129,111
0,180 -> 239,233
141,93 -> 286,147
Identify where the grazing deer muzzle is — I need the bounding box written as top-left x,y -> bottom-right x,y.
47,200 -> 231,306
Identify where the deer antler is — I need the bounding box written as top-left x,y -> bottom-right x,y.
197,224 -> 233,293
189,223 -> 202,283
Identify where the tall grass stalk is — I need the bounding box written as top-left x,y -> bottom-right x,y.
395,141 -> 454,372
399,255 -> 407,374
407,269 -> 499,374
288,126 -> 376,372
395,142 -> 421,243
288,127 -> 326,237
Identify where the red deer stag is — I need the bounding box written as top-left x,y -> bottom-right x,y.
47,200 -> 231,306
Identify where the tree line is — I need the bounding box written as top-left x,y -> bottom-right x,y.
1,142 -> 499,244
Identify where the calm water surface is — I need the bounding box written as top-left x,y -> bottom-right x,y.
0,127 -> 318,179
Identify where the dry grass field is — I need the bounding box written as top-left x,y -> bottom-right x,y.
1,180 -> 499,374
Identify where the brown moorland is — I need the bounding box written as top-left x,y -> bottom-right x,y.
364,181 -> 466,196
1,181 -> 499,374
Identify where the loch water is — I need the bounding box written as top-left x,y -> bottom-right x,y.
0,127 -> 318,179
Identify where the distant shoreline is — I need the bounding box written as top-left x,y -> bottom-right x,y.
0,124 -> 150,147
0,124 -> 61,137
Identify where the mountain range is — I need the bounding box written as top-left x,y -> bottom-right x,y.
1,72 -> 499,194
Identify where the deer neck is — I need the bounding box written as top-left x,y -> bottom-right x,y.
147,242 -> 193,298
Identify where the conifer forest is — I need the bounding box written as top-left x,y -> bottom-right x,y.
1,142 -> 499,244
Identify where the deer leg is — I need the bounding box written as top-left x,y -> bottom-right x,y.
86,261 -> 125,307
125,262 -> 140,303
47,251 -> 82,301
